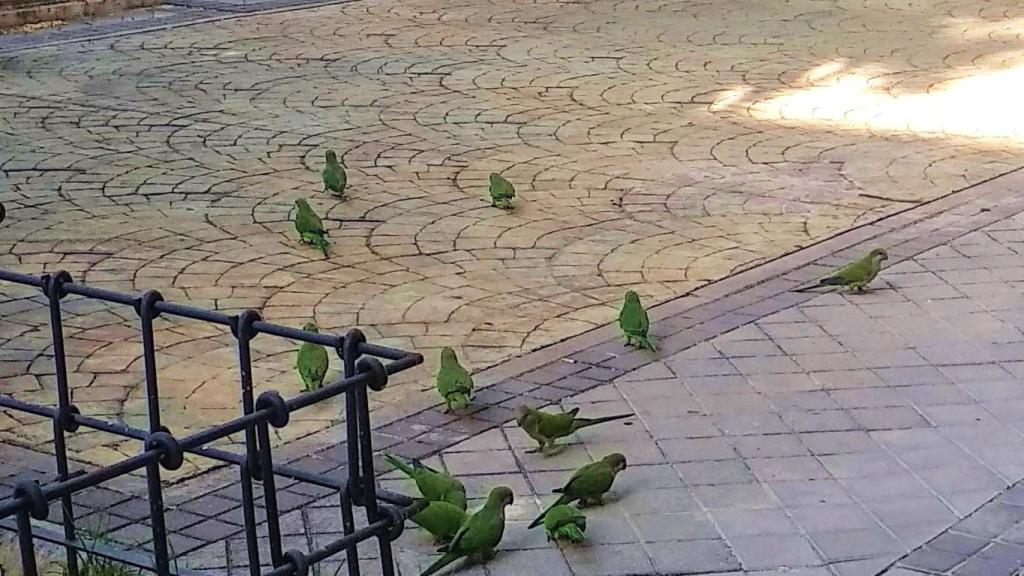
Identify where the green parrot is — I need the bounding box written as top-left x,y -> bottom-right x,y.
619,290 -> 655,351
322,150 -> 347,198
436,347 -> 473,412
294,198 -> 329,256
528,453 -> 627,529
488,172 -> 515,209
296,322 -> 329,392
515,406 -> 633,453
412,500 -> 469,544
543,504 -> 586,544
383,453 -> 467,510
420,486 -> 514,576
795,248 -> 889,292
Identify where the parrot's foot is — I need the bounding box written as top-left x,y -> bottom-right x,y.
543,444 -> 567,457
525,446 -> 543,454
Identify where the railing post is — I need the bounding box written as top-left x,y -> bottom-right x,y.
255,391 -> 290,569
354,358 -> 394,576
233,310 -> 264,576
340,330 -> 365,576
135,290 -> 172,576
42,271 -> 79,576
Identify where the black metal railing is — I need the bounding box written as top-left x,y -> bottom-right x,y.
0,269 -> 425,576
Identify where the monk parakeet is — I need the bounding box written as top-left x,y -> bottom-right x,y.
420,486 -> 514,576
796,248 -> 889,292
296,322 -> 328,392
412,500 -> 468,544
515,406 -> 632,453
322,150 -> 347,198
383,453 -> 467,510
528,453 -> 627,529
488,173 -> 515,209
294,199 -> 329,256
543,504 -> 586,544
436,347 -> 473,412
619,290 -> 655,351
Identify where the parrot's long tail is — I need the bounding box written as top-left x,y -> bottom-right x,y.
313,234 -> 329,256
794,276 -> 843,292
419,551 -> 461,576
528,495 -> 569,529
562,524 -> 585,543
638,336 -> 657,352
572,413 -> 633,432
383,453 -> 416,478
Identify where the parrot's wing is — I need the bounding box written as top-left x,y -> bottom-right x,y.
619,299 -> 646,334
833,255 -> 872,283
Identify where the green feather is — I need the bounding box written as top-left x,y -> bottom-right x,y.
619,290 -> 655,351
436,347 -> 473,412
412,500 -> 469,543
796,248 -> 888,292
294,199 -> 330,256
529,454 -> 627,529
543,504 -> 586,543
384,453 -> 466,510
296,322 -> 328,392
322,150 -> 347,197
515,406 -> 632,453
488,173 -> 515,210
419,487 -> 512,576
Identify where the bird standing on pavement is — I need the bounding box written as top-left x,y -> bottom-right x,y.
322,150 -> 347,198
419,486 -> 514,576
543,504 -> 587,544
488,173 -> 515,210
384,453 -> 467,509
296,322 -> 328,392
515,406 -> 632,454
528,453 -> 627,529
436,347 -> 473,412
294,199 -> 329,256
795,248 -> 889,292
619,290 -> 655,351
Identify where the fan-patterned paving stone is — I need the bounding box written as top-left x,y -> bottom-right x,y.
2,0 -> 1024,466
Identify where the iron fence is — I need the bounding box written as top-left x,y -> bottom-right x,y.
0,268 -> 425,576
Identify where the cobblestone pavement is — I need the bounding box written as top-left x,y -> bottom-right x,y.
3,0 -> 1024,462
4,167 -> 1024,574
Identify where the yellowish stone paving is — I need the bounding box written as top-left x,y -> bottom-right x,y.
0,0 -> 1022,470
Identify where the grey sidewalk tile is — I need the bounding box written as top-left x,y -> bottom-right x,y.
485,547 -> 572,576
692,482 -> 777,510
730,534 -> 822,570
789,504 -> 879,533
710,507 -> 801,537
866,497 -> 958,529
954,502 -> 1024,539
809,528 -> 903,562
674,460 -> 756,486
770,479 -> 855,507
902,547 -> 966,573
747,456 -> 830,482
659,437 -> 737,462
633,511 -> 720,542
647,539 -> 740,573
562,543 -> 655,576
